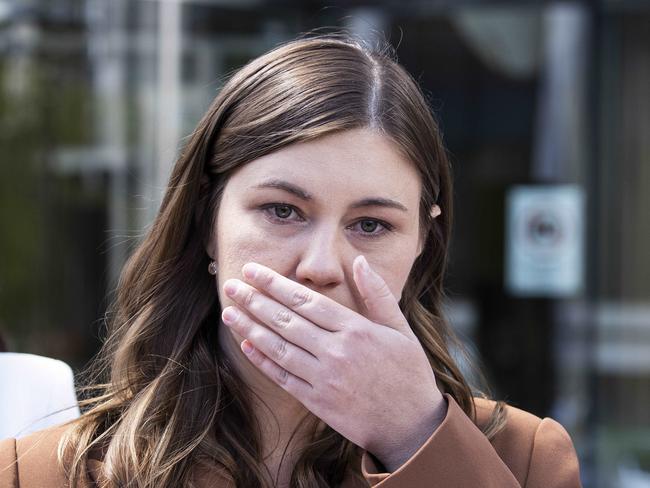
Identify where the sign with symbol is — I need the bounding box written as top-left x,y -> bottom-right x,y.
505,185 -> 585,297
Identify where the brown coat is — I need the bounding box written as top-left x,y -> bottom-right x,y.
0,394 -> 582,487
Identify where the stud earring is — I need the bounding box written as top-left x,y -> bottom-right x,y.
208,261 -> 218,275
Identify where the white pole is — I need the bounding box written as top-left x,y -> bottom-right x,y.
152,0 -> 183,221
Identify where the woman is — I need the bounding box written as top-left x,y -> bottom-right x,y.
0,33 -> 582,487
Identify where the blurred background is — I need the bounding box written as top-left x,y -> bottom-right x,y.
0,0 -> 648,486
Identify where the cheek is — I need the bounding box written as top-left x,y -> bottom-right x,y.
371,249 -> 418,301
214,215 -> 296,284
217,228 -> 269,278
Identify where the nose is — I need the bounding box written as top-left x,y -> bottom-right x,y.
295,224 -> 346,289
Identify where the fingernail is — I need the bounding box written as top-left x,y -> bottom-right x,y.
224,280 -> 238,296
241,340 -> 254,354
222,307 -> 238,323
242,263 -> 258,280
358,255 -> 371,275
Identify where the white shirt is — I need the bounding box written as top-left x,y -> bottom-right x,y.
0,353 -> 80,439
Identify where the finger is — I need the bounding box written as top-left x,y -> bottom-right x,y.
352,255 -> 410,332
224,279 -> 328,354
240,263 -> 359,332
222,305 -> 320,382
240,339 -> 314,400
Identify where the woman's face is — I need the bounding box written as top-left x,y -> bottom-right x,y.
210,127 -> 424,319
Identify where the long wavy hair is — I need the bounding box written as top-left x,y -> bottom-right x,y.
59,33 -> 506,487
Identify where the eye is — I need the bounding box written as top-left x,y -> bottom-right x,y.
273,205 -> 293,219
350,219 -> 394,238
260,203 -> 303,223
360,220 -> 379,233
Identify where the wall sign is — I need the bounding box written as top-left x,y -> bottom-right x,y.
505,185 -> 585,297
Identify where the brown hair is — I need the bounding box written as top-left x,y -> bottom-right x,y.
60,32 -> 506,487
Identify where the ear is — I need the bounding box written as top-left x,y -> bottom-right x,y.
205,231 -> 217,262
202,213 -> 218,262
416,205 -> 442,257
197,174 -> 217,261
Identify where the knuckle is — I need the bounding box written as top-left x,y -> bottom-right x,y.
291,288 -> 312,308
323,373 -> 345,394
325,344 -> 346,362
237,319 -> 251,336
243,288 -> 256,307
374,281 -> 394,300
324,346 -> 353,377
272,338 -> 288,361
275,367 -> 289,385
272,309 -> 292,329
346,326 -> 372,343
260,271 -> 274,288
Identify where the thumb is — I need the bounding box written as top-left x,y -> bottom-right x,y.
353,255 -> 410,332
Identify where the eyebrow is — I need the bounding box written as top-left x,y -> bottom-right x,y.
253,178 -> 409,212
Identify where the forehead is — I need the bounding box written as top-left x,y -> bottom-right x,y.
227,128 -> 422,204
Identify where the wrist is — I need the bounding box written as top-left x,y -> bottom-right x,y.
373,394 -> 448,472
